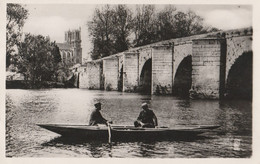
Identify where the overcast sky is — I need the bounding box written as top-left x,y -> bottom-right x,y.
22,4 -> 252,60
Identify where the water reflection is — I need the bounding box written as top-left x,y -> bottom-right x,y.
42,136 -> 112,157
6,89 -> 252,157
138,142 -> 157,157
41,134 -> 214,158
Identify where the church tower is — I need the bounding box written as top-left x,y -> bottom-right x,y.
64,28 -> 82,64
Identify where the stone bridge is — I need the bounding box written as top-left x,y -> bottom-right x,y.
78,27 -> 252,99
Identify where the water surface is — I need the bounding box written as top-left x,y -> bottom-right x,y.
6,89 -> 252,157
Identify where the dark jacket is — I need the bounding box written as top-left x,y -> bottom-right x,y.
137,109 -> 157,126
89,109 -> 107,126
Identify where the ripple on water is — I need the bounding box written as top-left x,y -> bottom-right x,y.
6,89 -> 252,158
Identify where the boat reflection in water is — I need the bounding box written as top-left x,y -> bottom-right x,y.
6,89 -> 252,158
41,132 -> 213,158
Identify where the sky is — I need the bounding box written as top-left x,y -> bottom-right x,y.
22,4 -> 252,60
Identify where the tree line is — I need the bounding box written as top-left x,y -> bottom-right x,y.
6,4 -> 71,88
88,5 -> 219,60
6,4 -> 219,88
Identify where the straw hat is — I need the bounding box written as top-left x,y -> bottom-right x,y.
142,103 -> 148,107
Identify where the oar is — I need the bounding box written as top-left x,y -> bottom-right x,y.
107,122 -> 112,143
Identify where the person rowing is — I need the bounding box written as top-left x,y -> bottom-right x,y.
134,103 -> 158,128
89,102 -> 112,126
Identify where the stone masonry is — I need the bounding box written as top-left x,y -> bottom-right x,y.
103,57 -> 119,91
152,45 -> 173,94
79,27 -> 253,99
79,61 -> 102,89
190,38 -> 226,99
123,52 -> 139,92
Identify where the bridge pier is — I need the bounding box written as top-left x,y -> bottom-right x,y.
103,57 -> 119,91
189,38 -> 226,99
151,45 -> 173,95
79,61 -> 102,89
122,52 -> 139,92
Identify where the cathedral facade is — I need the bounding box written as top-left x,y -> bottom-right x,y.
57,28 -> 82,65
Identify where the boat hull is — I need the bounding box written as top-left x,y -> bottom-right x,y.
37,124 -> 220,141
37,124 -> 109,140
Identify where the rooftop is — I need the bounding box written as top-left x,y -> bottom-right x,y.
56,43 -> 73,50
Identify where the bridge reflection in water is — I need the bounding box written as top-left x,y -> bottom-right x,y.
6,89 -> 252,157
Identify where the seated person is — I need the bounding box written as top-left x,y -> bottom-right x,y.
134,103 -> 158,128
89,102 -> 111,126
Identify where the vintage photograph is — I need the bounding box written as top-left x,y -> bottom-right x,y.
5,2 -> 253,158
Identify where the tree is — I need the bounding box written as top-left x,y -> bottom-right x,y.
132,5 -> 157,47
173,10 -> 214,38
55,63 -> 71,83
87,5 -> 219,59
6,4 -> 28,68
112,5 -> 133,52
155,5 -> 177,41
48,42 -> 62,82
88,5 -> 133,60
88,5 -> 116,60
17,34 -> 61,87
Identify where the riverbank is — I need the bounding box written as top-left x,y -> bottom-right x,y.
6,80 -> 70,89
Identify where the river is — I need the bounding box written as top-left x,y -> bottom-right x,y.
5,89 -> 252,158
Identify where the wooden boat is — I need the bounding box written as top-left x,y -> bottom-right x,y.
37,124 -> 220,141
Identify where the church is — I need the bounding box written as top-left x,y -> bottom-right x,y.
57,28 -> 82,65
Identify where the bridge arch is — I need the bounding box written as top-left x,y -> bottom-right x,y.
138,49 -> 152,77
139,59 -> 152,94
173,55 -> 192,97
226,51 -> 252,99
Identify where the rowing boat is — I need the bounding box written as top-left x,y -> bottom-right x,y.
37,124 -> 220,141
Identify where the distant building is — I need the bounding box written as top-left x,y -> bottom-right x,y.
57,28 -> 82,65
